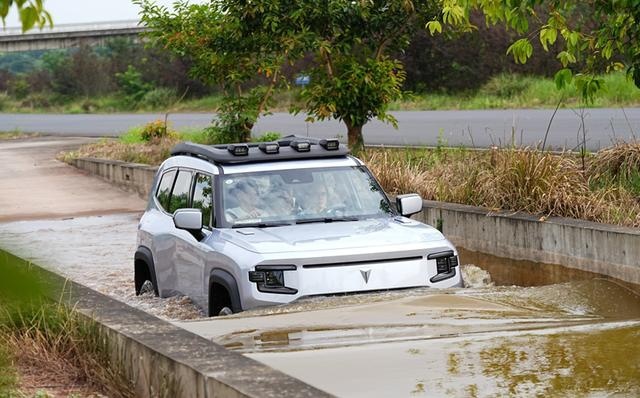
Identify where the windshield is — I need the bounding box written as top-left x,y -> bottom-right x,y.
220,166 -> 393,227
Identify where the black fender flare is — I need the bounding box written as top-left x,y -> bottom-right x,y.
134,246 -> 159,296
209,269 -> 242,314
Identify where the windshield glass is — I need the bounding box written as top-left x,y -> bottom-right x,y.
220,166 -> 393,227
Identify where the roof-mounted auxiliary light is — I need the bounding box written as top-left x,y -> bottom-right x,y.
319,139 -> 340,150
291,140 -> 311,152
259,142 -> 280,154
227,144 -> 249,156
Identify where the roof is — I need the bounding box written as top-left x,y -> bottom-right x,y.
170,135 -> 350,165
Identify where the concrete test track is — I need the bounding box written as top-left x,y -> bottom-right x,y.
1,137 -> 639,397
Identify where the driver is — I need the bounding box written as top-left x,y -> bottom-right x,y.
226,180 -> 266,220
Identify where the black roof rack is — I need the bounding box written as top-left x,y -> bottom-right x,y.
170,135 -> 350,165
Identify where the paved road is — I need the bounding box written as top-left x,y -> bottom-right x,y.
1,108 -> 639,150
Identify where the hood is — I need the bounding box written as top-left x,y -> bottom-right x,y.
219,217 -> 447,254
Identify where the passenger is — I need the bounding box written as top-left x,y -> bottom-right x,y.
226,180 -> 266,220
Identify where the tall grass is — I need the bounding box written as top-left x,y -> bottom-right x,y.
364,142 -> 640,227
0,253 -> 135,397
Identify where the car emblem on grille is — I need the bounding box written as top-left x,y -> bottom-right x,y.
360,269 -> 371,284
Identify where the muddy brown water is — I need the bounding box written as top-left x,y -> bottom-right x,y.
1,214 -> 639,397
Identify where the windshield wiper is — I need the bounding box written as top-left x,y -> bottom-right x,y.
296,217 -> 359,224
231,221 -> 292,228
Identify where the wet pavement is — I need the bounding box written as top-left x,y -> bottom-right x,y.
1,137 -> 639,397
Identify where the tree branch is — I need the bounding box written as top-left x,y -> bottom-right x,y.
322,48 -> 335,80
257,69 -> 279,115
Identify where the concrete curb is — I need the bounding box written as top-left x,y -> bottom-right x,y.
1,250 -> 331,398
70,156 -> 640,285
71,157 -> 158,199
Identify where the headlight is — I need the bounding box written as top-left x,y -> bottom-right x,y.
248,265 -> 298,294
427,250 -> 459,283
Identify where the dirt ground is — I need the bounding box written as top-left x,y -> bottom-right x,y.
0,136 -> 145,222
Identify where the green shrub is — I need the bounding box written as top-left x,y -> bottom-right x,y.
8,77 -> 29,100
119,126 -> 145,144
141,119 -> 176,142
481,74 -> 532,98
0,92 -> 9,111
141,87 -> 177,109
253,131 -> 282,142
116,65 -> 153,105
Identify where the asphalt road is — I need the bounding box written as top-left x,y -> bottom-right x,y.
1,107 -> 639,150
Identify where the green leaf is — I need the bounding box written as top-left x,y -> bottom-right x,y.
506,38 -> 533,64
539,27 -> 557,51
556,51 -> 576,67
19,6 -> 37,32
568,31 -> 579,47
554,68 -> 572,90
0,1 -> 10,19
426,20 -> 442,35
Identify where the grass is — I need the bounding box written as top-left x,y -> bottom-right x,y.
391,72 -> 640,110
0,252 -> 135,397
0,342 -> 17,396
0,130 -> 41,141
1,73 -> 638,114
362,142 -> 640,227
61,121 -> 284,165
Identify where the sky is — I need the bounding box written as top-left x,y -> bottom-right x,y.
4,0 -> 188,28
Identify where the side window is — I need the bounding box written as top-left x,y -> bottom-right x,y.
192,174 -> 213,229
156,170 -> 176,211
168,170 -> 192,214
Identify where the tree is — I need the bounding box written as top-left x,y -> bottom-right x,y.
294,1 -> 441,149
0,0 -> 51,32
430,0 -> 640,99
138,0 -> 309,142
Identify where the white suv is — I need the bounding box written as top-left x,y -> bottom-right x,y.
134,136 -> 462,316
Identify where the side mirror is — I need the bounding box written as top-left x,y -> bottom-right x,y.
173,208 -> 203,231
396,194 -> 423,217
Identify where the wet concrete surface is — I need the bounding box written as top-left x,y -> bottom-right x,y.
2,137 -> 639,397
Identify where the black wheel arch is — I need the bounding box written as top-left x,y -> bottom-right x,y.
209,268 -> 242,315
134,246 -> 159,296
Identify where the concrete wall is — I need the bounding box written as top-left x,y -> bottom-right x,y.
417,200 -> 640,286
70,157 -> 640,286
1,250 -> 330,398
72,157 -> 157,199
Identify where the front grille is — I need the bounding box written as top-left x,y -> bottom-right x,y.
303,256 -> 423,269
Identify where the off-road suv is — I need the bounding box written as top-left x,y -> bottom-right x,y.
135,136 -> 462,316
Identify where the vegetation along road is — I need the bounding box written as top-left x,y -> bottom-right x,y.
1,107 -> 639,151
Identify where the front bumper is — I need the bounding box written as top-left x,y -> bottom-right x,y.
241,249 -> 462,310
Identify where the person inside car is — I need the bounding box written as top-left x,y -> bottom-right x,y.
226,180 -> 266,220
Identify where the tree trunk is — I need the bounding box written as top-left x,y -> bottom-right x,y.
345,120 -> 365,153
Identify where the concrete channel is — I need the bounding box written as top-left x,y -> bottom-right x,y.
2,137 -> 640,397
